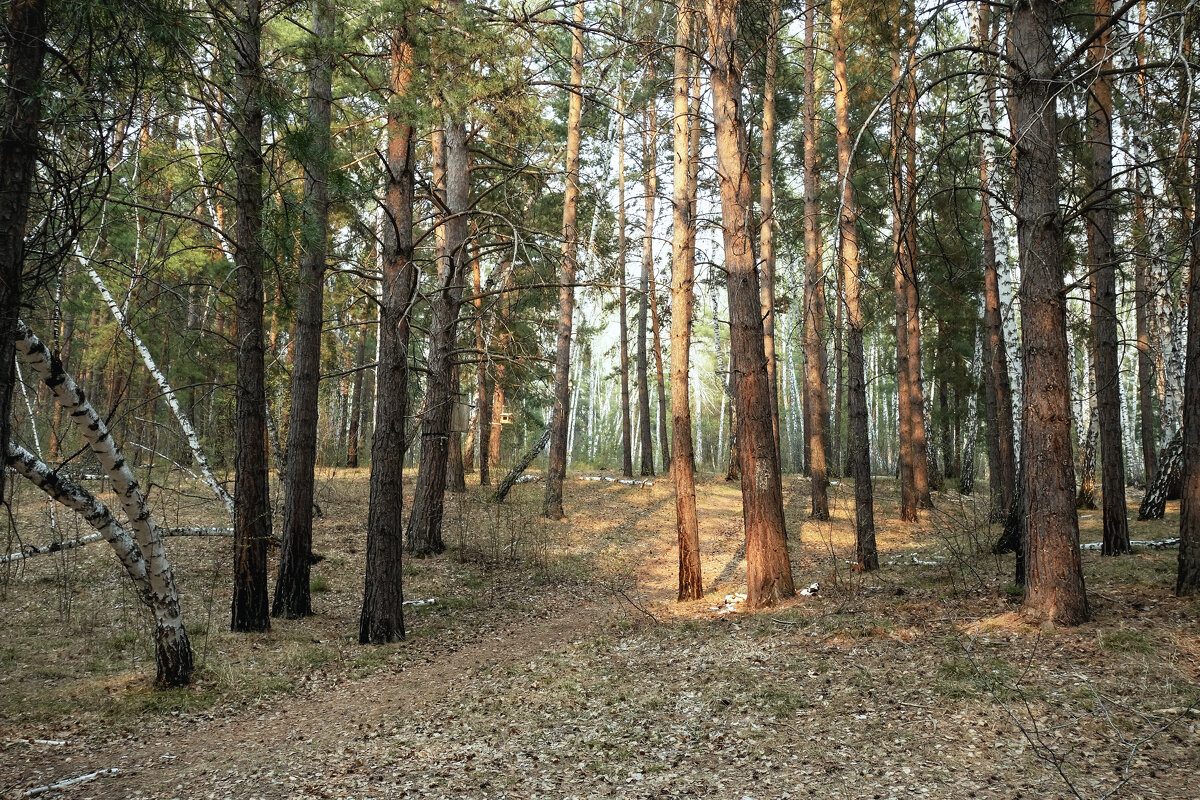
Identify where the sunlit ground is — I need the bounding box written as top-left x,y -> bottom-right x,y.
1,465 -> 1197,798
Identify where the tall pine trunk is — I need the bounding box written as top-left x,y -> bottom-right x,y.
902,25 -> 931,510
543,0 -> 584,519
231,0 -> 272,633
706,0 -> 795,607
650,279 -> 671,469
802,0 -> 830,520
1177,137 -> 1200,595
637,80 -> 656,477
360,21 -> 416,644
1086,0 -> 1130,554
407,105 -> 471,552
473,250 -> 492,485
618,85 -> 634,478
672,0 -> 701,600
833,0 -> 878,570
275,0 -> 333,618
1012,0 -> 1088,625
891,41 -> 917,523
971,0 -> 1019,538
0,0 -> 47,513
346,319 -> 368,468
758,0 -> 781,463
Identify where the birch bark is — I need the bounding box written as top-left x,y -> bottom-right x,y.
15,322 -> 193,684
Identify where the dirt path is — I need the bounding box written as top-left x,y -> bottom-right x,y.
4,478 -> 1198,799
6,588 -> 613,798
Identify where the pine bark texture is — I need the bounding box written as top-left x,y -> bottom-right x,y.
0,0 -> 47,514
276,0 -> 334,618
706,0 -> 795,608
972,2 -> 1018,530
1086,0 -> 1129,554
891,44 -> 917,523
346,322 -> 368,468
618,90 -> 634,479
759,0 -> 781,462
1012,0 -> 1088,625
407,108 -> 471,550
903,42 -> 931,510
833,0 -> 878,570
671,1 -> 702,601
802,0 -> 830,520
1177,140 -> 1200,595
231,0 -> 272,633
360,23 -> 416,644
637,88 -> 655,478
543,0 -> 583,519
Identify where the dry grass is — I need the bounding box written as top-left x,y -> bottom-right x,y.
1,467 -> 1198,799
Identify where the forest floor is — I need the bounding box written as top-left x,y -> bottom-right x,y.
1,467 -> 1198,799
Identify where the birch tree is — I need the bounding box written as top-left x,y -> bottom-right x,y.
15,321 -> 193,685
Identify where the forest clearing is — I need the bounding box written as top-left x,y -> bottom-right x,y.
3,0 -> 1200,796
2,471 -> 1196,799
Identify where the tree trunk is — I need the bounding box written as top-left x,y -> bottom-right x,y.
970,0 -> 1019,537
833,0 -> 878,570
346,319 -> 368,468
489,338 -> 507,469
1076,385 -> 1098,510
891,42 -> 917,523
616,87 -> 634,479
0,0 -> 47,521
407,104 -> 471,551
446,361 -> 467,492
802,0 -> 830,520
1012,0 -> 1088,625
903,36 -> 931,509
637,74 -> 656,478
360,22 -> 416,644
84,255 -> 234,517
833,259 -> 845,478
16,322 -> 194,685
1086,0 -> 1130,554
495,428 -> 552,503
473,250 -> 492,485
1141,430 -> 1183,519
651,278 -> 671,471
758,0 -> 781,462
706,0 -> 795,607
231,0 -> 272,633
1131,4 -> 1157,484
1176,137 -> 1200,595
959,331 -> 982,495
712,284 -> 740,482
543,0 -> 583,519
6,442 -> 150,584
938,377 -> 954,479
672,0 -> 701,601
275,0 -> 333,618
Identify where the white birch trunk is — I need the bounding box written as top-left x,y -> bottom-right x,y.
1162,303 -> 1185,441
82,249 -> 234,519
14,320 -> 192,685
5,442 -> 149,590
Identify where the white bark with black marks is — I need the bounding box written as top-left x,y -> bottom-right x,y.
13,320 -> 192,686
81,248 -> 234,518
